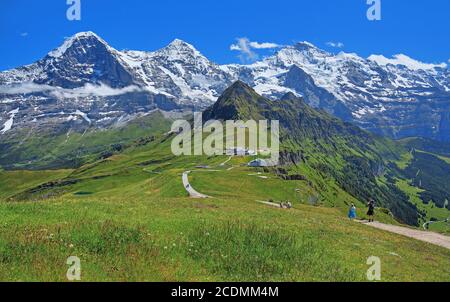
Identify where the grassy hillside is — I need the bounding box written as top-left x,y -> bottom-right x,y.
0,169 -> 73,199
0,137 -> 449,281
0,111 -> 172,170
393,148 -> 450,234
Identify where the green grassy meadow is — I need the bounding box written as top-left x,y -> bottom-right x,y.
0,136 -> 449,282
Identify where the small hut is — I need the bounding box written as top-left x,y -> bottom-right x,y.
247,158 -> 269,167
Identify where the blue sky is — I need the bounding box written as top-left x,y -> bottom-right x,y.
0,0 -> 449,70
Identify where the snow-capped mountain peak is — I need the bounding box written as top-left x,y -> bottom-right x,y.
292,41 -> 320,51
167,38 -> 197,51
47,31 -> 112,59
153,39 -> 209,63
368,54 -> 448,71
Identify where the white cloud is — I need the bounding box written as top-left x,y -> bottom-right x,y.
20,32 -> 28,37
249,41 -> 281,49
326,41 -> 344,48
230,37 -> 282,63
368,54 -> 447,71
229,44 -> 241,51
0,82 -> 146,98
230,38 -> 258,62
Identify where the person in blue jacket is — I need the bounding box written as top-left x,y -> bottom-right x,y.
348,203 -> 357,220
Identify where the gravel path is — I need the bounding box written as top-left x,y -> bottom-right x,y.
359,221 -> 450,250
182,171 -> 209,198
257,200 -> 282,208
220,156 -> 232,166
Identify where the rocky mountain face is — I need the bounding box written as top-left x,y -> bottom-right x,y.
226,42 -> 450,141
1,31 -> 449,142
0,32 -> 234,141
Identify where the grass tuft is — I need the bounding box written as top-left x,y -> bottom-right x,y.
186,221 -> 357,281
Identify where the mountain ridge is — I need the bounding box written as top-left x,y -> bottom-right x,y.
1,31 -> 449,142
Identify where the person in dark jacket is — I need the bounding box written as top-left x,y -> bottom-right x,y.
367,199 -> 375,222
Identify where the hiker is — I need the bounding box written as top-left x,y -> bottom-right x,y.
348,203 -> 357,220
367,199 -> 375,222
